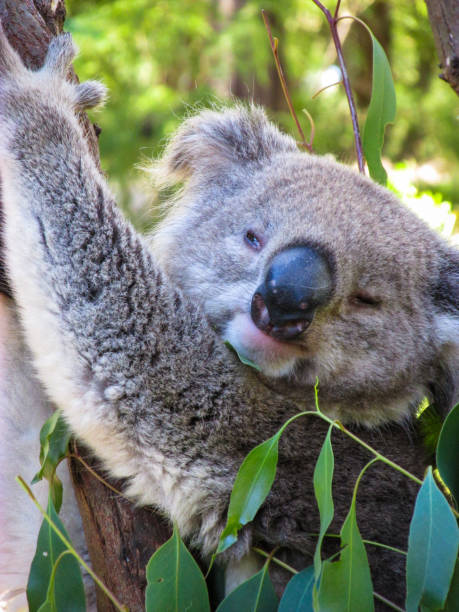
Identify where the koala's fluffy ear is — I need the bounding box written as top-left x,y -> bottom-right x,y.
155,105 -> 298,187
431,248 -> 459,415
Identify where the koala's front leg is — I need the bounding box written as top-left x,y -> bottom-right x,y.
0,30 -> 236,537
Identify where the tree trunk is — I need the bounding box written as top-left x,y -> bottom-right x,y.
425,0 -> 459,96
70,445 -> 172,611
0,2 -> 171,610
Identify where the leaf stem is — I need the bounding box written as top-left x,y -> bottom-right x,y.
310,0 -> 365,173
323,415 -> 423,485
373,591 -> 405,611
261,9 -> 314,153
46,550 -> 73,598
313,532 -> 407,556
16,476 -> 129,612
276,409 -> 423,486
252,547 -> 299,575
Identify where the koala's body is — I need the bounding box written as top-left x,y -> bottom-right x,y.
0,32 -> 458,610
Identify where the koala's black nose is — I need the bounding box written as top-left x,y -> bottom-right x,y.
251,246 -> 333,340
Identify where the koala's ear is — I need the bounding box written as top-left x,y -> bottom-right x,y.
155,105 -> 298,187
431,249 -> 459,416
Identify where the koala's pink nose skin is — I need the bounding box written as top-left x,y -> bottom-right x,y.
251,245 -> 333,340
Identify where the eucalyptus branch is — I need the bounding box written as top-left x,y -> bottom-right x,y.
311,0 -> 365,173
261,9 -> 314,153
16,476 -> 129,612
322,415 -> 423,486
277,409 -> 423,486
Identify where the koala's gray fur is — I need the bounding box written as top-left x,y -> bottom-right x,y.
0,31 -> 457,609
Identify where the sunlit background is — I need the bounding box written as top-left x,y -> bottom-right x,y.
66,0 -> 458,239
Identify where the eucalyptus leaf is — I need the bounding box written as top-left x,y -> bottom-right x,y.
217,432 -> 281,554
362,32 -> 396,185
36,551 -> 74,612
37,603 -> 54,612
278,566 -> 314,612
317,483 -> 374,611
145,524 -> 210,612
27,497 -> 85,612
224,340 -> 261,371
31,411 -> 71,513
216,565 -> 278,612
406,467 -> 459,612
443,558 -> 459,611
436,403 -> 459,505
313,425 -> 334,580
418,403 -> 443,458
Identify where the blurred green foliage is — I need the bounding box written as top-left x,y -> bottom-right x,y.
66,0 -> 458,229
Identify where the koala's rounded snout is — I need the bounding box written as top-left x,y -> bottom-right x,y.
251,245 -> 333,341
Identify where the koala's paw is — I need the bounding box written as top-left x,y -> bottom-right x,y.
0,24 -> 106,112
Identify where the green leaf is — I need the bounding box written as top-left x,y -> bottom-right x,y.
27,497 -> 85,612
313,425 -> 334,580
406,467 -> 459,612
443,558 -> 459,611
317,470 -> 374,612
362,32 -> 396,185
436,403 -> 459,505
278,566 -> 314,612
217,432 -> 281,554
32,411 -> 71,513
216,565 -> 278,612
36,551 -> 74,612
145,524 -> 210,612
224,340 -> 261,371
418,403 -> 443,458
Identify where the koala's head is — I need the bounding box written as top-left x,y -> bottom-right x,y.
151,105 -> 458,426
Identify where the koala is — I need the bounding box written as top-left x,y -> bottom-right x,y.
0,30 -> 458,610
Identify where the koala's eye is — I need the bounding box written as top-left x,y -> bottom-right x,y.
244,230 -> 262,251
350,292 -> 382,309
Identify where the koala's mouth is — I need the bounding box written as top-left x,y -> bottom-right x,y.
251,292 -> 311,341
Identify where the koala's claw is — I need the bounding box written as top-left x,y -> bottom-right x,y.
0,24 -> 107,112
74,80 -> 108,110
42,32 -> 78,76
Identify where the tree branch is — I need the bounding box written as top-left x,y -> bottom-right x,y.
425,0 -> 459,96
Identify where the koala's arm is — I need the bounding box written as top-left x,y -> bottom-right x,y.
0,32 -> 242,520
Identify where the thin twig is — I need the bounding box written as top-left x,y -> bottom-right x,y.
68,453 -> 125,498
312,79 -> 342,99
333,0 -> 342,19
310,0 -> 365,173
261,9 -> 314,153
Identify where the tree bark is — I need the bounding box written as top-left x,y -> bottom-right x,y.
0,2 -> 171,610
425,0 -> 459,96
70,446 -> 171,611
